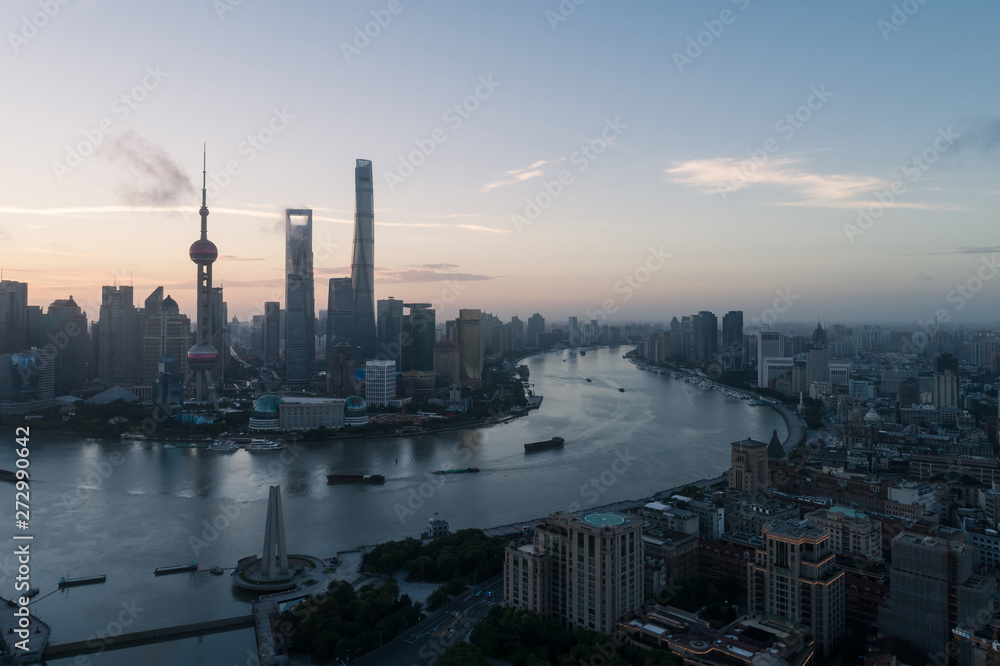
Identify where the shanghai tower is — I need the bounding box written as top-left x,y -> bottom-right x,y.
352,159 -> 377,359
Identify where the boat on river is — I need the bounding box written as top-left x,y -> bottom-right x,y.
328,474 -> 386,484
524,437 -> 565,453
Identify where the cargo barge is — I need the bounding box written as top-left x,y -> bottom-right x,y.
58,574 -> 106,588
154,562 -> 198,576
327,474 -> 386,484
524,436 -> 565,453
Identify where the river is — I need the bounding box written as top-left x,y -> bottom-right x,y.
0,347 -> 786,664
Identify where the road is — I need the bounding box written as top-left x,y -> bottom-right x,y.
771,401 -> 806,452
352,576 -> 504,666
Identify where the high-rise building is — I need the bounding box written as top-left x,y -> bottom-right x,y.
899,377 -> 921,406
729,437 -> 769,498
153,355 -> 185,417
98,285 -> 139,385
526,313 -> 544,347
721,310 -> 743,371
933,352 -> 959,409
26,305 -> 43,349
693,311 -> 718,363
567,316 -> 579,346
143,286 -> 163,315
365,359 -> 395,406
376,297 -> 404,369
879,532 -> 993,659
43,296 -> 89,396
325,278 -> 355,359
807,322 -> 829,387
142,295 -> 190,386
399,313 -> 412,372
327,342 -> 355,398
680,315 -> 692,361
504,511 -> 644,635
480,312 -> 502,356
748,520 -> 845,656
0,281 -> 28,355
433,341 -> 461,386
210,287 -> 226,339
804,507 -> 881,559
352,159 -> 377,360
0,348 -> 55,415
669,316 -> 683,360
188,154 -> 220,404
263,302 -> 280,367
757,330 -> 783,388
457,309 -> 482,387
509,316 -> 524,351
210,287 -> 227,392
285,209 -> 314,384
407,303 -> 435,372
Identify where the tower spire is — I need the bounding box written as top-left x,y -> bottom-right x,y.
199,144 -> 209,240
189,145 -> 219,407
202,144 -> 206,199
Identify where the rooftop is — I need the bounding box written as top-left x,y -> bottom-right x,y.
765,520 -> 829,542
582,512 -> 627,527
280,397 -> 346,405
828,505 -> 866,519
896,532 -> 971,552
732,437 -> 768,449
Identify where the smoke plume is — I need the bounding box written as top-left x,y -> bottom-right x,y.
100,131 -> 195,205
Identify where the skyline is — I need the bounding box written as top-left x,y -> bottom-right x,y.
3,1 -> 1000,324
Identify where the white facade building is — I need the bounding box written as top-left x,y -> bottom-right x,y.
365,359 -> 396,407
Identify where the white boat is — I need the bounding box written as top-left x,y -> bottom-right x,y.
232,437 -> 285,451
244,441 -> 285,451
208,439 -> 239,452
121,433 -> 146,441
163,443 -> 176,449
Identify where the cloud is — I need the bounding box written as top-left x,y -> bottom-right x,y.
0,206 -> 506,233
902,246 -> 1000,256
951,117 -> 1000,156
218,255 -> 265,262
378,269 -> 492,283
667,156 -> 881,202
21,247 -> 106,257
99,131 -> 195,206
407,263 -> 459,269
480,160 -> 549,191
666,155 -> 964,210
315,266 -> 353,276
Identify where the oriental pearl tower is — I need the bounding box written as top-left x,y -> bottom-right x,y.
188,149 -> 219,406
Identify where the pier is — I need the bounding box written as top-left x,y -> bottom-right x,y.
43,615 -> 253,659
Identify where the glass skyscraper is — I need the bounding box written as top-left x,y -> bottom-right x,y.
352,160 -> 377,360
285,209 -> 314,383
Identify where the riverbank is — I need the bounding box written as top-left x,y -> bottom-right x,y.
26,406 -> 535,445
626,356 -> 807,450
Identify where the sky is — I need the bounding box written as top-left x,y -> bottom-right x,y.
2,0 -> 999,328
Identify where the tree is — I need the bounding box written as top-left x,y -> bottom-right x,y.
803,406 -> 823,429
439,642 -> 488,666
